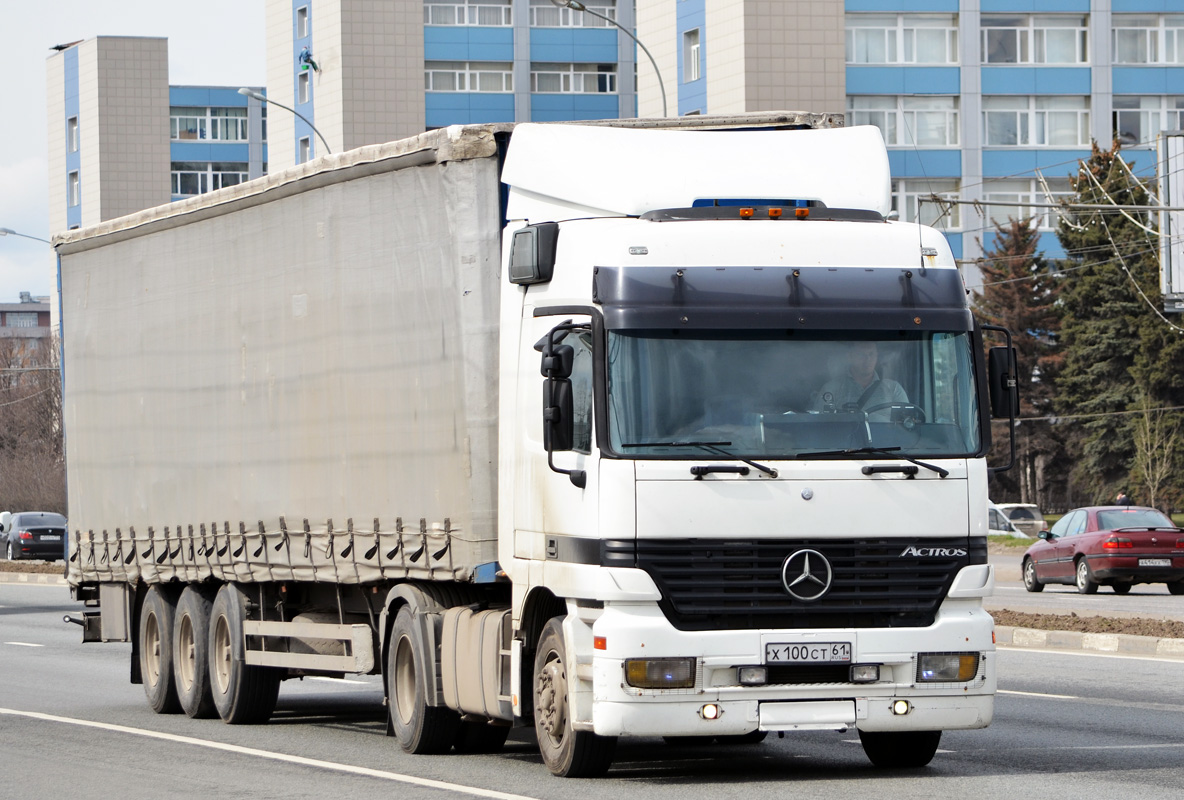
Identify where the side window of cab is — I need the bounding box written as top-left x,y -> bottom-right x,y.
570,332 -> 593,454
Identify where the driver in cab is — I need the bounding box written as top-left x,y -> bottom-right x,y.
813,341 -> 908,422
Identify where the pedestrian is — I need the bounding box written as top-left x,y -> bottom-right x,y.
1115,490 -> 1132,506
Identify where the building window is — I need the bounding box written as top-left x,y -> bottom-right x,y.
848,96 -> 959,147
528,0 -> 614,27
424,61 -> 514,92
1113,15 -> 1184,64
68,171 -> 80,207
299,137 -> 311,164
846,14 -> 958,64
892,179 -> 961,230
982,15 -> 1089,64
530,63 -> 617,93
296,6 -> 309,38
983,178 -> 1073,231
983,96 -> 1090,147
426,0 -> 513,26
67,116 -> 79,153
170,107 -> 248,141
1113,96 -> 1184,147
171,162 -> 250,197
5,312 -> 38,328
683,29 -> 701,82
298,73 -> 310,105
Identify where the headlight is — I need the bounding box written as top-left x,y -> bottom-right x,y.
917,652 -> 980,682
625,657 -> 696,689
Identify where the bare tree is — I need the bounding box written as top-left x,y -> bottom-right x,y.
0,335 -> 65,515
1130,389 -> 1181,511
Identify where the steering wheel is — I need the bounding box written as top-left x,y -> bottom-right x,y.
862,402 -> 927,424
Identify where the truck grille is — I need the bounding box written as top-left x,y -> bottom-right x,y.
603,537 -> 985,632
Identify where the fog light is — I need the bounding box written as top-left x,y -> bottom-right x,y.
917,652 -> 980,682
850,664 -> 880,683
625,658 -> 696,689
892,700 -> 911,716
738,666 -> 767,686
699,703 -> 721,720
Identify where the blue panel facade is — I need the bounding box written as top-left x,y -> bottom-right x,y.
983,230 -> 1067,258
887,150 -> 962,177
677,0 -> 706,115
1112,0 -> 1179,11
943,233 -> 964,261
980,0 -> 1088,11
530,29 -> 617,62
846,0 -> 957,10
530,93 -> 619,121
1112,68 -> 1184,95
64,47 -> 81,230
982,149 -> 1090,177
846,67 -> 960,94
170,142 -> 252,162
425,26 -> 515,60
425,94 -> 515,127
981,67 -> 1091,95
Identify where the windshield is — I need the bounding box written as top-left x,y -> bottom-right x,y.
607,330 -> 980,459
1097,509 -> 1175,530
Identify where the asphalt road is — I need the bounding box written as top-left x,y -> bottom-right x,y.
3,583 -> 1184,799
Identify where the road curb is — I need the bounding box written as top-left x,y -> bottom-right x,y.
0,571 -> 68,586
997,625 -> 1184,659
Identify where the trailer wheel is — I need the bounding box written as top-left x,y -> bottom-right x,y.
533,618 -> 616,777
174,585 -> 217,718
858,729 -> 941,769
139,586 -> 181,714
209,584 -> 280,724
388,605 -> 460,754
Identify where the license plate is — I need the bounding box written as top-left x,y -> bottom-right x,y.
40,534 -> 61,542
1139,558 -> 1170,567
765,642 -> 851,663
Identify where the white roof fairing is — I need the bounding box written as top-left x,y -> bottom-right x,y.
501,124 -> 892,222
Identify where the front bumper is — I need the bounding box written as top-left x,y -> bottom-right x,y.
581,599 -> 995,738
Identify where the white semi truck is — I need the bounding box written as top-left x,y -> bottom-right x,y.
59,113 -> 1016,777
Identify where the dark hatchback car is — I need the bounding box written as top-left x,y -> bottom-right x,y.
1022,506 -> 1184,595
0,512 -> 68,561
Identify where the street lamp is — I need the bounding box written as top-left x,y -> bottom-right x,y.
549,0 -> 667,118
237,87 -> 332,156
0,228 -> 51,245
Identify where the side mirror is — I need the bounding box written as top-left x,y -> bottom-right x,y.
0,511 -> 9,533
1038,530 -> 1052,541
543,378 -> 575,453
988,346 -> 1018,419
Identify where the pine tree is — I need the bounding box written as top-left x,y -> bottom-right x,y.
974,216 -> 1063,508
1054,141 -> 1184,508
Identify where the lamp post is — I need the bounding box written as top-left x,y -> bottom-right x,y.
549,0 -> 667,118
237,87 -> 332,156
0,228 -> 51,245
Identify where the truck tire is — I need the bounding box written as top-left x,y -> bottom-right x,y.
209,584 -> 280,724
139,586 -> 182,714
174,585 -> 217,718
387,604 -> 460,754
858,729 -> 941,768
533,618 -> 616,777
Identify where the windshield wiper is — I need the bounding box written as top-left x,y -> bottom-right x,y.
795,446 -> 948,478
621,441 -> 778,478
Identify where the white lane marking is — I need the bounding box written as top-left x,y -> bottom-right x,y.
0,708 -> 538,800
998,645 -> 1184,664
998,689 -> 1078,700
3,642 -> 44,648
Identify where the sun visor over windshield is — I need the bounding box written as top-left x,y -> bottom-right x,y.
592,266 -> 973,331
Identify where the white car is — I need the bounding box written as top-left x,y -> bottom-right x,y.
988,502 -> 1028,538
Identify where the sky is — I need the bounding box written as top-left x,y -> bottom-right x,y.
0,1 -> 266,303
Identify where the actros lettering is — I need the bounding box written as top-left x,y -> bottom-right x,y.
899,546 -> 967,558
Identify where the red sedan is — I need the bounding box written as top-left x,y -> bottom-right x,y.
1022,505 -> 1184,595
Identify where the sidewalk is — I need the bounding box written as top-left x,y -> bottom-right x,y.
996,625 -> 1184,659
0,570 -> 67,586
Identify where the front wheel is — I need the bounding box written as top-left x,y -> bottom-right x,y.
1022,558 -> 1044,593
1075,559 -> 1098,594
534,618 -> 616,777
858,729 -> 941,769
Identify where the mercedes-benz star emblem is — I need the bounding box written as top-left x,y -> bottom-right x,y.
781,549 -> 833,602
